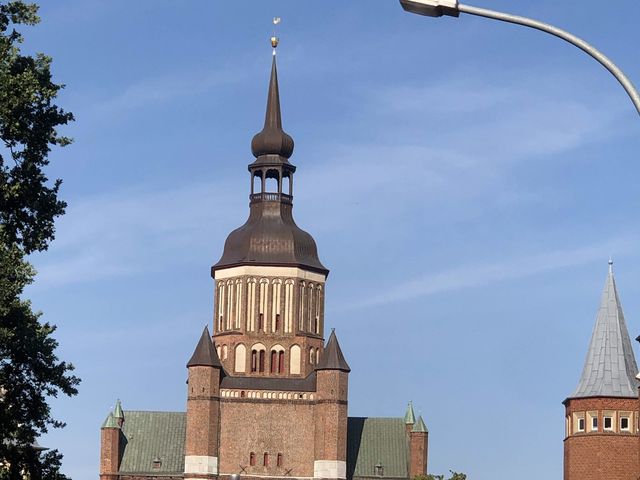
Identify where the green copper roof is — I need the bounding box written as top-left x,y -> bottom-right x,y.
347,417 -> 409,479
114,399 -> 124,421
118,411 -> 186,475
412,415 -> 428,433
101,412 -> 119,429
403,402 -> 415,425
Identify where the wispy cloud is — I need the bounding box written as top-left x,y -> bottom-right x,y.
349,237 -> 635,309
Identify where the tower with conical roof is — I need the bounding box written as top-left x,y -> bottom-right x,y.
563,261 -> 640,480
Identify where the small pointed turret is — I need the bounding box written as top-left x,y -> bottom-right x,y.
101,411 -> 118,429
570,261 -> 639,398
316,330 -> 350,372
187,326 -> 221,368
113,399 -> 124,427
412,415 -> 428,433
404,402 -> 416,425
251,55 -> 294,160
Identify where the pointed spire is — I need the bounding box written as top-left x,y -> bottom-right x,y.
101,411 -> 119,429
316,329 -> 351,372
570,262 -> 639,398
250,55 -> 294,159
404,401 -> 416,425
187,326 -> 221,368
113,399 -> 124,426
412,415 -> 428,433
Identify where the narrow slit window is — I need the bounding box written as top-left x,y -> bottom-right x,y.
250,452 -> 256,466
277,453 -> 283,467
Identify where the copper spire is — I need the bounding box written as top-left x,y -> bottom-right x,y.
250,55 -> 294,159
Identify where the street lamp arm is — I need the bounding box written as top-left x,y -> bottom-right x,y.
458,3 -> 640,116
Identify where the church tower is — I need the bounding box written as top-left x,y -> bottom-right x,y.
563,261 -> 640,480
207,43 -> 349,480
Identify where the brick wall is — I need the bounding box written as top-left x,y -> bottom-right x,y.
219,397 -> 316,478
100,427 -> 120,479
185,365 -> 220,458
564,396 -> 640,480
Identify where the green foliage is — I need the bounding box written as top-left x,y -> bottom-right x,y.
416,471 -> 467,480
0,1 -> 78,478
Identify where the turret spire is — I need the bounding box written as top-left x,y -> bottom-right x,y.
250,54 -> 294,159
316,330 -> 350,372
187,326 -> 221,368
569,261 -> 639,398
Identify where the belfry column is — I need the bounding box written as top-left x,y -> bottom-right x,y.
314,330 -> 350,479
184,326 -> 222,480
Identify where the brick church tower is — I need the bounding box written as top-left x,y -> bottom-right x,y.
563,261 -> 640,480
98,41 -> 429,480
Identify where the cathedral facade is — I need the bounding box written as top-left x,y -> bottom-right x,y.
99,52 -> 428,480
564,261 -> 640,479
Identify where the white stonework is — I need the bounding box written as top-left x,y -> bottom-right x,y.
314,460 -> 346,479
184,455 -> 218,475
214,265 -> 326,283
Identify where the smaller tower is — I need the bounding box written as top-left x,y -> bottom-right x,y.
184,326 -> 222,480
404,402 -> 416,434
409,415 -> 429,478
314,330 -> 350,479
113,399 -> 124,428
99,411 -> 121,480
563,261 -> 640,480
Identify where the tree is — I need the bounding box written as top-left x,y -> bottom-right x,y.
0,1 -> 78,478
415,471 -> 467,480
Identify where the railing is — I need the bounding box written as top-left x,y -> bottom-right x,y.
250,192 -> 293,204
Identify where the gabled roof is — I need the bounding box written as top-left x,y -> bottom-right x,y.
118,410 -> 186,475
186,326 -> 221,368
403,402 -> 415,425
570,262 -> 639,399
316,330 -> 351,372
347,417 -> 409,479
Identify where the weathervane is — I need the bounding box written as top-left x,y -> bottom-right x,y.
271,17 -> 281,55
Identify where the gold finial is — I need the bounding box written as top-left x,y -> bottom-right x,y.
271,17 -> 281,55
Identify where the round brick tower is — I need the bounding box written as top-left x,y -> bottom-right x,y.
563,261 -> 640,480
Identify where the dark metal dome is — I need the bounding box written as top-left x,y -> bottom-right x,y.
212,197 -> 327,274
212,54 -> 327,276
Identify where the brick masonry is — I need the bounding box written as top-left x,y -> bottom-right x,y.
564,396 -> 640,480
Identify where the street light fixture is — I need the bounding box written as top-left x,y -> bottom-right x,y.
399,0 -> 640,117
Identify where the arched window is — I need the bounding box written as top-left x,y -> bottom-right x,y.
216,346 -> 221,360
275,314 -> 281,332
250,452 -> 256,466
315,348 -> 320,365
252,171 -> 263,194
221,345 -> 228,360
290,345 -> 301,375
247,278 -> 257,331
251,343 -> 266,373
263,452 -> 269,466
278,351 -> 285,374
235,344 -> 246,373
309,347 -> 315,364
270,350 -> 278,373
282,173 -> 291,195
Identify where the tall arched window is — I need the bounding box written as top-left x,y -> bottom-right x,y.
235,344 -> 246,373
309,347 -> 315,364
290,345 -> 301,375
284,280 -> 294,333
263,452 -> 269,466
278,351 -> 285,374
315,348 -> 320,365
247,278 -> 257,331
270,350 -> 278,373
222,345 -> 228,360
251,343 -> 266,373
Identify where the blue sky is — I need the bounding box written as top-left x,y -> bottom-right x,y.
19,0 -> 640,478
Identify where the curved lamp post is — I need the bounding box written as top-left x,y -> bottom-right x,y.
399,0 -> 640,117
